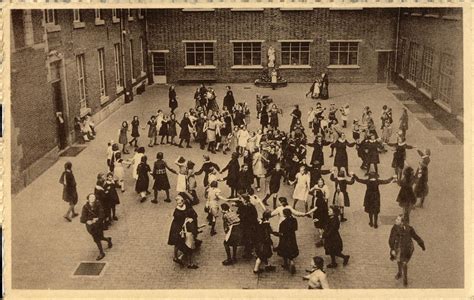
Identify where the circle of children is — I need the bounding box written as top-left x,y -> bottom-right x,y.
64,83 -> 430,288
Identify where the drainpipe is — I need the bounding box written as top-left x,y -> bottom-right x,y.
145,9 -> 153,85
394,7 -> 401,76
120,9 -> 131,103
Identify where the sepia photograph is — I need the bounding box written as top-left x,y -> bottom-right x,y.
5,4 -> 469,294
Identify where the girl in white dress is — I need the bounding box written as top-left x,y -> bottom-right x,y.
175,156 -> 188,194
303,256 -> 330,289
131,147 -> 145,181
289,165 -> 311,213
252,147 -> 267,192
113,152 -> 132,192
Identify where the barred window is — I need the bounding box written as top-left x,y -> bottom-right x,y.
420,47 -> 434,92
329,41 -> 359,65
281,42 -> 310,65
408,42 -> 420,81
439,53 -> 455,105
185,42 -> 214,66
233,42 -> 262,66
76,54 -> 87,109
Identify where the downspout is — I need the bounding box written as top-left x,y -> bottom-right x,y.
119,9 -> 130,103
394,7 -> 401,76
145,9 -> 153,85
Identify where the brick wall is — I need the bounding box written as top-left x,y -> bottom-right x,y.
147,8 -> 398,84
397,8 -> 463,117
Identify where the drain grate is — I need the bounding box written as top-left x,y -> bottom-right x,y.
60,146 -> 87,157
73,262 -> 106,276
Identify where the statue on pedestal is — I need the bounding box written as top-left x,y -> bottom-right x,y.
267,46 -> 275,68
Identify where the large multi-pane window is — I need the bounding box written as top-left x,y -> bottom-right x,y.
98,48 -> 107,97
281,42 -> 310,65
185,42 -> 214,66
44,9 -> 58,25
439,53 -> 455,105
76,54 -> 87,109
408,42 -> 420,81
329,41 -> 359,66
233,42 -> 262,66
420,47 -> 434,92
114,43 -> 123,89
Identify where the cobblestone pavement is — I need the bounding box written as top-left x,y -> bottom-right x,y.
11,83 -> 464,289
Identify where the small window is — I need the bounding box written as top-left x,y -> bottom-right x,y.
98,48 -> 107,97
112,9 -> 119,19
73,9 -> 83,22
128,9 -> 134,21
185,42 -> 214,66
44,9 -> 58,25
281,42 -> 310,65
233,42 -> 262,66
329,41 -> 359,66
138,9 -> 144,19
76,54 -> 87,109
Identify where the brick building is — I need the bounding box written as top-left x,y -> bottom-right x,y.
11,9 -> 148,193
396,7 -> 463,120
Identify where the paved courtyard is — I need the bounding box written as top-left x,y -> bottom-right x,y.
11,82 -> 464,290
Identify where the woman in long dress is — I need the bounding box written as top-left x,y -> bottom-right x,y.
260,103 -> 269,132
388,134 -> 415,182
331,133 -> 356,173
323,206 -> 350,268
389,214 -> 425,286
289,165 -> 311,213
274,208 -> 299,274
168,195 -> 188,266
130,116 -> 140,148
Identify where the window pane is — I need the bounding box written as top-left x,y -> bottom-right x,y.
253,53 -> 261,65
234,53 -> 242,65
186,53 -> 195,65
301,43 -> 310,51
300,52 -> 309,65
282,52 -> 290,65
204,53 -> 213,65
339,52 -> 348,65
348,52 -> 358,65
330,52 -> 339,65
290,52 -> 299,65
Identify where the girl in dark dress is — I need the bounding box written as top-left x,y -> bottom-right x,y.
260,103 -> 269,132
94,175 -> 107,229
253,210 -> 277,274
389,214 -> 425,286
168,85 -> 178,114
59,161 -> 79,222
396,167 -> 417,224
306,190 -> 329,248
129,116 -> 140,148
309,134 -> 331,167
223,86 -> 235,113
262,162 -> 285,209
414,161 -> 429,208
330,168 -> 355,222
168,113 -> 178,145
354,172 -> 395,228
118,121 -> 130,154
269,104 -> 282,130
323,206 -> 349,268
151,152 -> 177,203
168,195 -> 188,265
147,115 -> 158,147
104,172 -> 120,223
290,105 -> 302,133
275,208 -> 299,274
221,152 -> 240,198
80,193 -> 112,261
136,155 -> 151,203
320,72 -> 329,100
178,112 -> 193,148
159,114 -> 170,144
331,133 -> 356,173
399,108 -> 409,139
388,134 -> 415,182
364,133 -> 384,175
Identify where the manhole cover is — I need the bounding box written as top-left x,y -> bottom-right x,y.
392,92 -> 412,102
378,215 -> 398,225
73,262 -> 106,276
418,118 -> 445,130
60,146 -> 87,157
437,136 -> 462,145
404,103 -> 426,114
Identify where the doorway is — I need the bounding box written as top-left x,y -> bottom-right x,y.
50,61 -> 68,150
152,52 -> 167,84
377,51 -> 392,83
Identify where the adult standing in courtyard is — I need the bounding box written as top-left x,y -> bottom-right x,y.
80,193 -> 112,261
396,166 -> 417,224
223,86 -> 235,113
323,206 -> 350,268
168,195 -> 188,266
178,112 -> 193,148
290,105 -> 302,133
59,161 -> 79,222
169,85 -> 178,114
320,72 -> 329,100
389,214 -> 425,286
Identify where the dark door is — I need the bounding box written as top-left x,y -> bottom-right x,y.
52,78 -> 68,150
377,52 -> 391,83
152,52 -> 166,83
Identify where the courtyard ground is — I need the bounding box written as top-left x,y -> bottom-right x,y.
10,82 -> 464,290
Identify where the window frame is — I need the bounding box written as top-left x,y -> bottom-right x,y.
76,54 -> 87,109
183,41 -> 216,68
112,9 -> 120,23
73,9 -> 85,29
420,47 -> 434,94
97,48 -> 107,98
114,43 -> 124,92
231,41 -> 263,68
328,40 -> 360,68
138,9 -> 144,19
44,9 -> 57,25
95,9 -> 105,25
279,41 -> 311,67
128,9 -> 134,21
438,53 -> 455,106
407,41 -> 420,83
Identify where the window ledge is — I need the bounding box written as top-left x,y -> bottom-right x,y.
231,65 -> 264,70
279,65 -> 312,69
419,87 -> 432,99
100,95 -> 109,105
132,78 -> 137,84
128,17 -> 134,21
112,17 -> 120,23
280,8 -> 314,11
410,13 -> 423,17
442,15 -> 461,21
80,107 -> 92,117
46,24 -> 61,33
116,86 -> 124,94
73,21 -> 85,29
184,66 -> 216,70
327,65 -> 360,69
231,8 -> 264,11
434,99 -> 452,114
424,14 -> 440,18
406,79 -> 416,87
138,15 -> 144,19
140,71 -> 147,77
95,19 -> 105,26
182,8 -> 215,12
